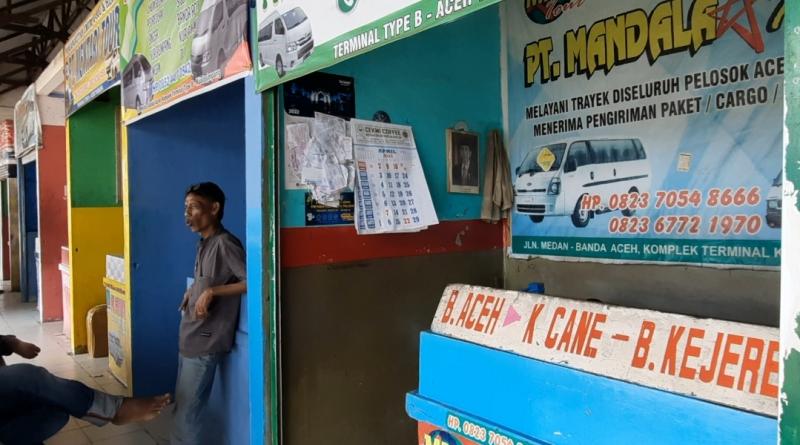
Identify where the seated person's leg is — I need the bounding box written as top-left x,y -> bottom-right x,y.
0,405 -> 69,445
0,363 -> 170,443
0,363 -> 95,420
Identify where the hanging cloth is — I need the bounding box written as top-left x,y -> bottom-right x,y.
481,129 -> 514,222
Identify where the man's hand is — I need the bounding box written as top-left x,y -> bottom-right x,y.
13,338 -> 40,359
179,290 -> 190,313
194,289 -> 215,319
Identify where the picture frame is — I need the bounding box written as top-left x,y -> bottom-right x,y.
446,129 -> 480,194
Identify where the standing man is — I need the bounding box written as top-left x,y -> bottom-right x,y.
172,182 -> 247,444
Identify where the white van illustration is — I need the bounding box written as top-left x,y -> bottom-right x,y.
191,0 -> 248,79
514,138 -> 651,227
257,6 -> 314,77
122,54 -> 153,113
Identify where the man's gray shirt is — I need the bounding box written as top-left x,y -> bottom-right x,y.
179,227 -> 246,357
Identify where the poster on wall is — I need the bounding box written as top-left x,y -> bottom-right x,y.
0,120 -> 16,179
119,0 -> 251,124
13,85 -> 42,158
285,72 -> 355,119
64,0 -> 121,116
284,72 -> 355,190
253,0 -> 503,93
507,0 -> 784,267
305,191 -> 354,226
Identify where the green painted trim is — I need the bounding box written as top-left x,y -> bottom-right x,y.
782,1 -> 799,442
512,236 -> 780,267
264,89 -> 280,445
782,328 -> 800,443
786,0 -> 799,212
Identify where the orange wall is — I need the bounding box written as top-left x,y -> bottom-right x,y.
39,125 -> 68,321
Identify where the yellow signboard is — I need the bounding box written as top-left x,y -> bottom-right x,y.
536,146 -> 556,172
64,0 -> 120,116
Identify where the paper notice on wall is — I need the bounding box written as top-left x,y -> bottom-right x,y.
286,122 -> 311,189
297,113 -> 354,205
285,115 -> 314,190
286,112 -> 355,205
351,119 -> 438,235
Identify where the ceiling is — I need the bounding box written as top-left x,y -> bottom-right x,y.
0,0 -> 97,95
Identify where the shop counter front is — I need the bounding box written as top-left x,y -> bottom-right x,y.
406,285 -> 778,445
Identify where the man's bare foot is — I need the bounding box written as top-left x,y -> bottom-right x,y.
12,338 -> 40,359
112,394 -> 171,425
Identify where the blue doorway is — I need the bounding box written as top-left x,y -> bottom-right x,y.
20,160 -> 38,303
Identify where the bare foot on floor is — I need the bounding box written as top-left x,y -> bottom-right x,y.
12,338 -> 40,359
112,394 -> 171,425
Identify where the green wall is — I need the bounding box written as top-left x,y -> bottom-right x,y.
68,94 -> 120,208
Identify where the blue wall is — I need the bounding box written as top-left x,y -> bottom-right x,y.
127,80 -> 249,445
22,160 -> 38,301
244,75 -> 268,445
281,5 -> 503,227
410,332 -> 776,445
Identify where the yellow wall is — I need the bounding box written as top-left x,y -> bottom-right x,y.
120,123 -> 134,393
68,206 -> 124,352
66,101 -> 126,354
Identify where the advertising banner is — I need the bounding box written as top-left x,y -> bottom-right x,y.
120,0 -> 251,123
432,284 -> 778,416
104,278 -> 131,389
418,422 -> 481,445
305,192 -> 355,226
64,0 -> 121,116
254,0 -> 502,92
507,0 -> 784,267
14,85 -> 41,157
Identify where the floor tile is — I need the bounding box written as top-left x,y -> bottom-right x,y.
141,409 -> 173,442
58,417 -> 83,433
82,422 -> 142,442
44,428 -> 90,445
90,430 -> 157,445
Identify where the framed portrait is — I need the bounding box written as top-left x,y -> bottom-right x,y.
446,129 -> 480,194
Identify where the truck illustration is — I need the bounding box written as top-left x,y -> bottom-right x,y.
515,138 -> 651,227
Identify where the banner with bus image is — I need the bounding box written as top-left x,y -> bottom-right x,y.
253,0 -> 503,92
119,0 -> 251,124
507,0 -> 784,267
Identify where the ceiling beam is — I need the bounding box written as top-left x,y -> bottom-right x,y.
0,85 -> 21,95
0,66 -> 30,87
0,0 -> 96,90
0,66 -> 28,77
0,77 -> 29,87
0,31 -> 26,44
0,0 -> 72,27
1,23 -> 69,40
0,40 -> 40,61
3,0 -> 43,12
3,55 -> 48,67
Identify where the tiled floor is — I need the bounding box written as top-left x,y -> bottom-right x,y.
1,292 -> 172,445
